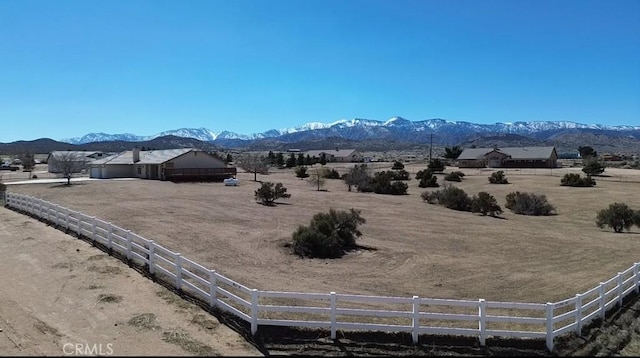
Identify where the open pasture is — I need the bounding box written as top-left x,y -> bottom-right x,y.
7,163 -> 640,305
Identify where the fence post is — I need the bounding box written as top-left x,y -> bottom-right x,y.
209,270 -> 217,307
634,263 -> 640,294
45,201 -> 50,222
251,289 -> 259,335
478,299 -> 487,346
574,294 -> 582,335
126,230 -> 133,261
330,292 -> 337,340
91,217 -> 97,241
175,253 -> 182,290
599,282 -> 606,320
617,272 -> 623,308
546,303 -> 554,352
76,213 -> 82,235
148,241 -> 155,275
65,207 -> 70,230
107,223 -> 113,250
412,296 -> 420,344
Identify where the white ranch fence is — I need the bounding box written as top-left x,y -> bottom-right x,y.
5,192 -> 640,352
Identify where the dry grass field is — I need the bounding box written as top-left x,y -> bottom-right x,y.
6,163 -> 640,307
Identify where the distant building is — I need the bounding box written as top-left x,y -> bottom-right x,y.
305,149 -> 363,163
47,151 -> 109,173
89,148 -> 236,181
457,146 -> 558,168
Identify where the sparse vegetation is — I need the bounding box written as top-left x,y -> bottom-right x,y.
561,173 -> 596,187
505,191 -> 556,216
291,208 -> 366,258
596,202 -> 637,233
471,192 -> 503,217
421,183 -> 472,211
295,166 -> 309,179
418,174 -> 439,188
255,182 -> 291,205
444,171 -> 465,182
488,170 -> 509,184
427,158 -> 445,173
237,152 -> 270,181
371,171 -> 408,195
324,168 -> 341,179
309,167 -> 328,191
343,164 -> 372,192
391,161 -> 404,170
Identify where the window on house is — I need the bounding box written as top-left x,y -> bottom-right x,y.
137,166 -> 141,175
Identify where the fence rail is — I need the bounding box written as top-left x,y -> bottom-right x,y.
4,192 -> 640,352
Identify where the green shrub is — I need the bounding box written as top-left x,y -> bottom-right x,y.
505,191 -> 555,216
254,182 -> 291,205
444,171 -> 465,182
418,174 -> 439,188
421,184 -> 471,211
295,166 -> 309,179
391,161 -> 404,170
415,169 -> 433,180
596,203 -> 637,233
428,158 -> 445,172
324,168 -> 341,179
291,208 -> 366,258
392,169 -> 410,180
371,172 -> 408,195
582,158 -> 605,176
561,173 -> 596,187
488,170 -> 509,184
471,192 -> 503,217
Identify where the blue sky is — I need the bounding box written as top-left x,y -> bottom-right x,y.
1,0 -> 639,142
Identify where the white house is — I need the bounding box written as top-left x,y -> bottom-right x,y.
305,149 -> 363,163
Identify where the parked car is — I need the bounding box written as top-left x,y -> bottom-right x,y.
0,164 -> 19,171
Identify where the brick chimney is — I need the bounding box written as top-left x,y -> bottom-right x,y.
133,148 -> 140,163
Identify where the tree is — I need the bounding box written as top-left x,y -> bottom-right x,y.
418,174 -> 438,188
295,166 -> 309,179
310,167 -> 329,191
371,171 -> 408,195
291,208 -> 366,258
471,192 -> 503,217
415,169 -> 433,181
578,146 -> 597,159
444,146 -> 463,160
596,203 -> 637,233
488,170 -> 509,184
343,164 -> 371,192
305,154 -> 313,166
237,152 -> 269,181
267,151 -> 275,164
582,158 -> 605,176
275,152 -> 285,167
52,151 -> 88,185
296,153 -> 305,166
225,153 -> 233,164
286,153 -> 297,168
19,152 -> 36,178
319,153 -> 327,165
254,182 -> 291,206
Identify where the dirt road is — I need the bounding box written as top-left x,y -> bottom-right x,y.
0,207 -> 262,356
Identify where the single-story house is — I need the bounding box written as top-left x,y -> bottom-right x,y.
89,148 -> 236,181
47,151 -> 109,173
305,149 -> 363,163
456,146 -> 558,168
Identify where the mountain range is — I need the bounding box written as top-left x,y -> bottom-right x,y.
1,117 -> 639,155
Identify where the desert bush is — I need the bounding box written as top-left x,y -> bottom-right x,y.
488,170 -> 509,184
561,173 -> 596,187
444,171 -> 465,182
421,183 -> 471,211
324,168 -> 341,179
392,169 -> 410,180
294,166 -> 309,179
391,161 -> 404,170
291,208 -> 366,258
596,202 -> 637,233
471,192 -> 503,217
415,169 -> 433,180
427,158 -> 445,172
254,182 -> 291,205
343,164 -> 372,192
371,171 -> 408,195
582,158 -> 606,176
418,174 -> 439,188
505,191 -> 556,216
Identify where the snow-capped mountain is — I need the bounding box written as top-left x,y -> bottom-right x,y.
61,117 -> 640,145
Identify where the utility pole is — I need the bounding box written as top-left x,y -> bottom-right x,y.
429,133 -> 433,164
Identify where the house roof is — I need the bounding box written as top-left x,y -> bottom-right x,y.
306,149 -> 358,158
457,147 -> 557,160
90,148 -> 194,165
48,151 -> 102,159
